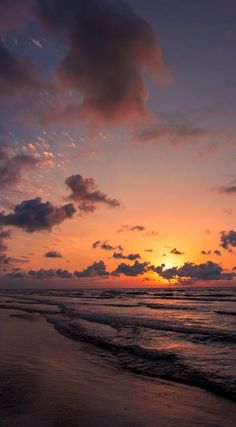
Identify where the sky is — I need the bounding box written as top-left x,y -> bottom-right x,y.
0,0 -> 236,288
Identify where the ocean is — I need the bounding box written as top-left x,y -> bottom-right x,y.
0,287 -> 236,403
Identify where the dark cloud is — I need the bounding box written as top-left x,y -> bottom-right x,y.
144,248 -> 153,252
113,252 -> 141,261
6,270 -> 26,279
0,254 -> 10,265
44,250 -> 62,258
170,248 -> 184,255
202,249 -> 222,257
92,240 -> 101,249
153,261 -> 234,281
218,186 -> 236,194
117,224 -> 145,233
0,146 -> 38,188
0,41 -> 43,98
201,250 -> 212,255
0,227 -> 11,265
36,0 -> 170,125
28,268 -> 72,279
92,240 -> 123,251
220,230 -> 236,249
65,174 -> 120,212
112,260 -> 150,276
98,242 -> 114,251
74,260 -> 109,278
92,241 -> 115,251
0,197 -> 76,232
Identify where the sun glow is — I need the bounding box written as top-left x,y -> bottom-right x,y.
160,256 -> 181,270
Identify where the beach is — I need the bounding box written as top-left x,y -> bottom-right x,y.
1,307 -> 236,427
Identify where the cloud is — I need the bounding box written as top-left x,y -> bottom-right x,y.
134,122 -> 212,145
113,252 -> 141,261
112,260 -> 150,276
0,146 -> 38,188
117,224 -> 146,233
0,227 -> 11,265
215,178 -> 236,196
74,260 -> 109,278
36,0 -> 171,125
0,197 -> 76,232
170,248 -> 184,255
218,186 -> 236,194
153,261 -> 234,281
220,230 -> 236,249
144,248 -> 153,252
201,250 -> 212,255
9,262 -> 108,279
28,268 -> 72,279
44,250 -> 62,258
92,240 -> 123,251
197,143 -> 218,158
65,174 -> 120,212
0,41 -> 43,98
201,249 -> 221,256
92,241 -> 101,249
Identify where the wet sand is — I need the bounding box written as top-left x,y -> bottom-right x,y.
1,309 -> 236,427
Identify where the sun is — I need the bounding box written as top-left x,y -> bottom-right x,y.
159,256 -> 181,270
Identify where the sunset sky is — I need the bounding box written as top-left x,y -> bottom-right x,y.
0,0 -> 236,287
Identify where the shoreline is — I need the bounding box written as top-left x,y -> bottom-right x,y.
1,309 -> 236,427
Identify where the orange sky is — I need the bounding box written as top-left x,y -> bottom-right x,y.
0,0 -> 236,287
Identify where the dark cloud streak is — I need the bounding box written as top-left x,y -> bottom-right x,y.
44,250 -> 62,258
113,252 -> 141,261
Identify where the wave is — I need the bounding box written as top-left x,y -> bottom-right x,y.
59,306 -> 236,344
215,310 -> 236,316
1,291 -> 236,402
46,316 -> 236,403
138,302 -> 196,311
1,299 -> 236,345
